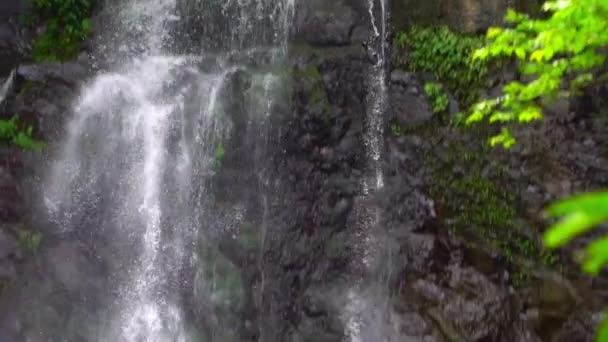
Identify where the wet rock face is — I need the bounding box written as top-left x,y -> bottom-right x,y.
385,52 -> 607,340
13,62 -> 91,141
293,0 -> 371,46
0,59 -> 95,340
0,239 -> 111,342
389,70 -> 433,128
252,48 -> 372,340
0,1 -> 604,341
0,165 -> 22,223
0,0 -> 27,78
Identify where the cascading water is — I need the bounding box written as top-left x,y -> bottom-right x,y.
42,0 -> 293,340
345,0 -> 391,341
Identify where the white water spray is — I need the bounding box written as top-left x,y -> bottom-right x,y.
345,0 -> 391,341
43,0 -> 294,341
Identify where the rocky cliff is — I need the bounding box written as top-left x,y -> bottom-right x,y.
0,0 -> 607,341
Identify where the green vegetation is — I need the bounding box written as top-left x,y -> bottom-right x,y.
0,116 -> 45,150
28,0 -> 93,62
394,26 -> 489,107
467,0 -> 608,148
423,82 -> 449,114
425,135 -> 559,286
544,192 -> 608,274
467,0 -> 608,338
294,65 -> 332,122
543,191 -> 608,339
17,230 -> 42,255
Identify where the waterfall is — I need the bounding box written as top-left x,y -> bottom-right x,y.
345,0 -> 390,341
42,0 -> 293,340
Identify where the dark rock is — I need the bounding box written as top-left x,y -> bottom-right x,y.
0,166 -> 22,222
396,232 -> 438,274
294,0 -> 370,46
550,311 -> 599,342
0,0 -> 27,78
0,239 -> 110,341
411,265 -> 532,341
17,62 -> 89,87
9,62 -> 90,141
389,70 -> 433,126
0,226 -> 18,260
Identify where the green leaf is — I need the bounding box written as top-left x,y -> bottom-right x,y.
582,236 -> 608,274
487,27 -> 503,38
596,316 -> 608,342
543,191 -> 608,248
489,128 -> 516,149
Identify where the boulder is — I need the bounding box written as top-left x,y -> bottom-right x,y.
411,265 -> 537,341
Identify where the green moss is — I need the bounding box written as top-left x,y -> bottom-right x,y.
17,230 -> 42,255
424,82 -> 450,115
425,126 -> 561,287
294,65 -> 333,123
213,142 -> 225,170
237,225 -> 261,251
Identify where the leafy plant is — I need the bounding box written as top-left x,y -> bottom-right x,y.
466,0 -> 608,148
424,82 -> 449,114
543,191 -> 608,340
544,191 -> 608,271
466,0 -> 608,338
395,26 -> 489,107
29,0 -> 93,61
0,116 -> 45,150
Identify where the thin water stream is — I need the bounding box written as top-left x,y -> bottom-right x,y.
345,0 -> 391,341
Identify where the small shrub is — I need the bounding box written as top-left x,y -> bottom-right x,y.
395,26 -> 489,107
29,0 -> 93,61
0,116 -> 45,150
